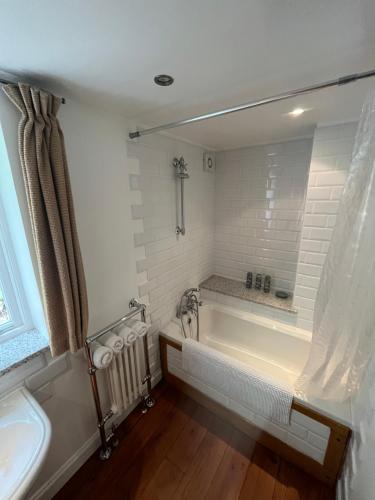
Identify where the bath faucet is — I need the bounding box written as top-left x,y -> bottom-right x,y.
177,288 -> 200,316
177,288 -> 201,341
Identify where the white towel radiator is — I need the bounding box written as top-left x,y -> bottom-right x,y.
85,298 -> 155,460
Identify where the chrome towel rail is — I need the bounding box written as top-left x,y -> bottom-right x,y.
85,298 -> 155,460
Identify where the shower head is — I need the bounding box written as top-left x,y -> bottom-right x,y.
173,156 -> 189,179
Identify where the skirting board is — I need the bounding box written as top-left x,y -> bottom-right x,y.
28,370 -> 162,500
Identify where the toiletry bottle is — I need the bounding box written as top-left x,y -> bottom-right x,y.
264,275 -> 271,293
246,272 -> 253,289
255,273 -> 262,290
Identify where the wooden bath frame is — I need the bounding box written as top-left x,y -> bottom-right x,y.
159,334 -> 351,487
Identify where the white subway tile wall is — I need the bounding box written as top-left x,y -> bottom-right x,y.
214,139 -> 312,292
126,122 -> 357,391
294,123 -> 357,330
127,134 -> 215,375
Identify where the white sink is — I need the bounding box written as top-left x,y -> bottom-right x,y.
0,387 -> 51,500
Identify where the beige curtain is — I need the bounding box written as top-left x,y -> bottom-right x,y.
3,83 -> 88,356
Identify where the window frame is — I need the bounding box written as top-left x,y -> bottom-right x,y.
0,197 -> 33,343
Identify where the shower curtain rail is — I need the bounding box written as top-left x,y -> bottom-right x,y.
128,69 -> 375,139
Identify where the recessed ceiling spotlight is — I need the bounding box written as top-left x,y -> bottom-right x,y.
154,74 -> 174,86
288,108 -> 305,117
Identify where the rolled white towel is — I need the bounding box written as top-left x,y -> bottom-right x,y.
111,403 -> 119,415
100,331 -> 124,353
126,319 -> 149,337
92,341 -> 113,369
114,324 -> 137,346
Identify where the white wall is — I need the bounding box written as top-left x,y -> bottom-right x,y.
127,133 -> 215,375
293,123 -> 357,330
0,94 -> 141,498
214,139 -> 312,292
59,101 -> 139,332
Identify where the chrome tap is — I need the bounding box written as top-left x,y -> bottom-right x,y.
177,288 -> 200,316
177,288 -> 201,340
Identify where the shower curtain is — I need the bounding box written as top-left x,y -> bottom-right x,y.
295,91 -> 375,402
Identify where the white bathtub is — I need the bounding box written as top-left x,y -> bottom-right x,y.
161,300 -> 350,466
164,301 -> 311,389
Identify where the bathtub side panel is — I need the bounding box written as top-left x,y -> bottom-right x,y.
166,344 -> 329,465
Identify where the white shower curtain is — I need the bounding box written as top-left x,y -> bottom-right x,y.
295,91 -> 375,402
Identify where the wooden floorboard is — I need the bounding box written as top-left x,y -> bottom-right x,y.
273,460 -> 329,500
54,382 -> 335,500
204,428 -> 255,500
112,393 -> 197,499
138,459 -> 183,500
166,404 -> 212,473
173,415 -> 234,500
239,443 -> 281,499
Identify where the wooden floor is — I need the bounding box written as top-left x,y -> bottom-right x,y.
55,382 -> 335,500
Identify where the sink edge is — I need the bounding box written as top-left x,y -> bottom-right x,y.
1,386 -> 51,500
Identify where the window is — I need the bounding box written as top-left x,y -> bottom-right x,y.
0,198 -> 32,342
0,105 -> 48,372
0,285 -> 10,326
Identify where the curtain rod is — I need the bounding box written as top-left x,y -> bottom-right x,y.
128,69 -> 375,140
0,78 -> 66,104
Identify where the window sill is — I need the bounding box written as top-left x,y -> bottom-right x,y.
0,330 -> 49,376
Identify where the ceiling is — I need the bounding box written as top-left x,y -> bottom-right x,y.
1,0 -> 375,150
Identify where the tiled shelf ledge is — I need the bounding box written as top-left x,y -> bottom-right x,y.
200,275 -> 297,314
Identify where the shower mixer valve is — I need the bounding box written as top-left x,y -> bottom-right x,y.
173,156 -> 188,177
